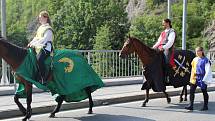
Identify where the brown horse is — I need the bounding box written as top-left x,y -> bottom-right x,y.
0,37 -> 95,121
119,37 -> 195,107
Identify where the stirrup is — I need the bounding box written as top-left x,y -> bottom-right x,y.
40,77 -> 48,85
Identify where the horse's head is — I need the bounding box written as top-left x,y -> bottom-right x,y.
119,37 -> 135,59
0,37 -> 27,70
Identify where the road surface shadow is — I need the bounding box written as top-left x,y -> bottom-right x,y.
111,101 -> 215,114
59,113 -> 155,121
167,101 -> 215,114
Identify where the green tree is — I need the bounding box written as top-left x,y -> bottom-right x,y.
93,24 -> 112,77
49,0 -> 129,50
172,1 -> 208,50
94,24 -> 112,50
6,0 -> 48,46
129,14 -> 163,47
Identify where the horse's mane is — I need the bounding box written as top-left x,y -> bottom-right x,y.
130,37 -> 159,56
0,37 -> 27,64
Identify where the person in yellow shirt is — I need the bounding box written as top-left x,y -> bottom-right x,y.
28,11 -> 53,84
185,47 -> 211,111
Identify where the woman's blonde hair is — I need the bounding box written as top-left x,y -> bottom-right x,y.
195,46 -> 205,57
39,10 -> 51,25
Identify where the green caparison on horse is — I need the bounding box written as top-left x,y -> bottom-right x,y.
0,37 -> 104,121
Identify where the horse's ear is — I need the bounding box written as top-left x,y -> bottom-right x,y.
126,34 -> 130,39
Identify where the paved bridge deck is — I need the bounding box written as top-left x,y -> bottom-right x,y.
0,77 -> 215,119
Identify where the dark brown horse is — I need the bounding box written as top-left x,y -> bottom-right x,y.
0,37 -> 94,121
119,37 -> 195,107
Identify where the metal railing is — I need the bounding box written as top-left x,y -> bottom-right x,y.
0,50 -> 143,86
208,50 -> 215,62
0,65 -> 15,86
79,50 -> 142,78
207,50 -> 215,71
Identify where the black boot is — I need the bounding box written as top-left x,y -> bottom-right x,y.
185,104 -> 193,110
35,72 -> 45,84
185,91 -> 194,110
200,87 -> 209,111
35,71 -> 47,85
41,71 -> 50,85
35,71 -> 42,83
200,95 -> 208,111
185,84 -> 196,111
200,105 -> 208,111
164,64 -> 170,84
185,99 -> 193,110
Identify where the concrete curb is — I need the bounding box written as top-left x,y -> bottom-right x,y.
0,78 -> 143,96
1,85 -> 214,119
0,87 -> 44,96
104,78 -> 143,87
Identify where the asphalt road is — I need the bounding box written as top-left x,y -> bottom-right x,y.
4,91 -> 215,121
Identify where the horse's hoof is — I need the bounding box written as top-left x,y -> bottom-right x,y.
20,109 -> 27,116
167,98 -> 171,103
141,103 -> 146,107
49,113 -> 55,118
26,109 -> 32,119
88,110 -> 93,114
179,97 -> 183,103
184,98 -> 187,101
22,112 -> 27,116
22,117 -> 27,121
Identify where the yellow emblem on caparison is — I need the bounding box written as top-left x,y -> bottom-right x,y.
58,57 -> 74,73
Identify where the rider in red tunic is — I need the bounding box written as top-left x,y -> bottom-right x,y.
153,18 -> 176,68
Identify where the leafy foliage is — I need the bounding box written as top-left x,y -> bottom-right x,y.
94,24 -> 112,50
6,0 -> 48,46
129,15 -> 163,47
129,0 -> 215,50
49,0 -> 129,50
3,0 -> 215,51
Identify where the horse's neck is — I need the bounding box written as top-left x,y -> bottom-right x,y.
132,39 -> 154,65
0,39 -> 27,70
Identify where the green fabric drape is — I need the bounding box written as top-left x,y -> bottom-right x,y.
15,48 -> 104,102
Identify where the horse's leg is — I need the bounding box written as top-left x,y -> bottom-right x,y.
14,94 -> 26,116
49,95 -> 65,118
179,86 -> 185,102
184,86 -> 188,101
142,89 -> 149,107
86,87 -> 93,114
163,90 -> 171,103
22,83 -> 32,121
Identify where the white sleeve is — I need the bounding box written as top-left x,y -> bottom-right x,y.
36,30 -> 53,45
29,37 -> 38,45
153,35 -> 162,48
163,31 -> 175,49
202,62 -> 213,84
